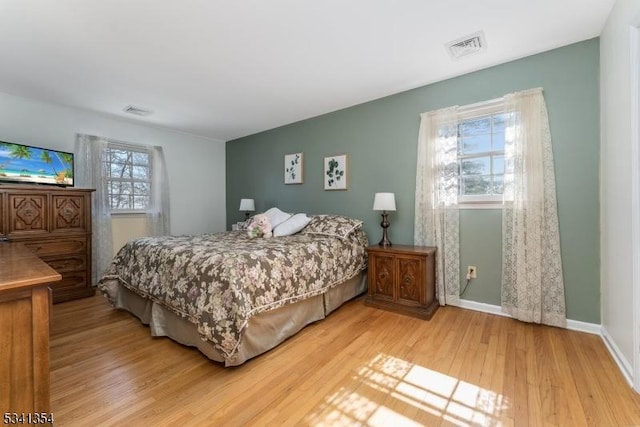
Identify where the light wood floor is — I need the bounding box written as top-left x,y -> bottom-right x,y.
50,295 -> 640,426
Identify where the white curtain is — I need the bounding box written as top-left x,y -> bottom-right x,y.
414,107 -> 460,305
75,134 -> 171,285
147,145 -> 171,236
75,134 -> 112,285
501,88 -> 566,327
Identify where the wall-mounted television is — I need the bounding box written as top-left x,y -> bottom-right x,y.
0,141 -> 74,187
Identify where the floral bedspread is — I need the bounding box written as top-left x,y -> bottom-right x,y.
97,223 -> 367,360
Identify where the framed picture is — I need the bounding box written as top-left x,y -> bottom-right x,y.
284,152 -> 304,184
323,154 -> 348,190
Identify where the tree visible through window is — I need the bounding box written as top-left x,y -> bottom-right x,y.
458,112 -> 510,203
104,144 -> 152,211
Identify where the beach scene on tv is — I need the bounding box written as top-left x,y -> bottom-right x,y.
0,141 -> 74,186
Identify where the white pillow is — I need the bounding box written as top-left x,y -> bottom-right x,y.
273,213 -> 312,237
264,207 -> 292,229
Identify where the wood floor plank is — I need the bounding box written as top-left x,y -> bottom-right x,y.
49,295 -> 640,426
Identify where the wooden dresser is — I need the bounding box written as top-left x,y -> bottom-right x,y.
0,243 -> 60,419
365,245 -> 439,320
0,185 -> 95,303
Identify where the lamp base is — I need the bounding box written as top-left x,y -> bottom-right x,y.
378,211 -> 392,247
378,237 -> 392,247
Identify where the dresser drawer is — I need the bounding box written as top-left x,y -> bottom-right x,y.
49,271 -> 95,303
22,238 -> 87,257
49,271 -> 87,292
42,254 -> 87,273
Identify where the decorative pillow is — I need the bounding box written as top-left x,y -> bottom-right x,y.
264,207 -> 292,229
273,213 -> 312,237
301,214 -> 363,239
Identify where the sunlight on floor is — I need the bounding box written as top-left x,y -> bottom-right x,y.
305,353 -> 509,426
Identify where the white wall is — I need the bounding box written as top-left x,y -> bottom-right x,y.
112,215 -> 148,256
0,91 -> 227,236
600,0 -> 640,385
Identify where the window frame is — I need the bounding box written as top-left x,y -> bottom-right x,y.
104,142 -> 154,214
456,100 -> 509,208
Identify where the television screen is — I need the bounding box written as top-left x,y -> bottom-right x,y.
0,141 -> 74,187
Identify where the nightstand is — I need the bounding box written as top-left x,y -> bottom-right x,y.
364,245 -> 438,320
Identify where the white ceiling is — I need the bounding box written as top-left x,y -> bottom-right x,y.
0,0 -> 615,142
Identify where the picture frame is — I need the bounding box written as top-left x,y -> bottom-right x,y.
284,152 -> 304,184
323,154 -> 348,190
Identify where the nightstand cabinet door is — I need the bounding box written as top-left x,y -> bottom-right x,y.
365,245 -> 438,320
371,253 -> 395,301
397,255 -> 425,307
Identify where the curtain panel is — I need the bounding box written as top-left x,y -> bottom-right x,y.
501,88 -> 566,327
75,134 -> 113,285
414,107 -> 461,305
147,145 -> 171,237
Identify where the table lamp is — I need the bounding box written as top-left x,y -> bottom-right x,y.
373,192 -> 396,247
239,198 -> 255,220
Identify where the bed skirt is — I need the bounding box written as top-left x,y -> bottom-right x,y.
99,272 -> 367,366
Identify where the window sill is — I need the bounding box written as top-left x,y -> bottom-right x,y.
110,211 -> 149,217
458,203 -> 503,210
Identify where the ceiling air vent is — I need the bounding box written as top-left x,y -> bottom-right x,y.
446,31 -> 487,60
123,105 -> 152,116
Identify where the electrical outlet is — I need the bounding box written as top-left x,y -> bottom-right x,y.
467,265 -> 477,279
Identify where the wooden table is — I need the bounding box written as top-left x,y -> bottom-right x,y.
0,243 -> 61,420
0,243 -> 62,289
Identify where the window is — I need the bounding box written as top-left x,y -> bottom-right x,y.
456,104 -> 511,205
104,143 -> 152,212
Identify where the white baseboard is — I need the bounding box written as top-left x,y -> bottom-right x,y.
565,318 -> 602,335
453,298 -> 508,317
450,299 -> 637,387
452,298 -> 601,335
601,326 -> 635,388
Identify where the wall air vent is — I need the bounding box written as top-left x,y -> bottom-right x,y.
123,105 -> 152,116
446,31 -> 487,60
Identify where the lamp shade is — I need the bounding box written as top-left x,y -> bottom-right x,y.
239,198 -> 255,211
373,193 -> 396,211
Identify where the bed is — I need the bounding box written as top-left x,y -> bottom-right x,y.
97,214 -> 368,366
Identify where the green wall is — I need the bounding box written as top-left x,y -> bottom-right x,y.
226,38 -> 600,323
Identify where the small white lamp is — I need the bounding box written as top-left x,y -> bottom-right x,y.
373,192 -> 396,247
239,198 -> 255,220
